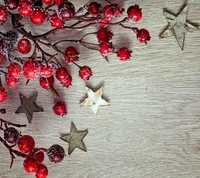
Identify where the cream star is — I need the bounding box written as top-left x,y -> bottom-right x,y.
160,5 -> 199,50
80,86 -> 109,117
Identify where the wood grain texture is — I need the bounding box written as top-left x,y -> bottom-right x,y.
0,0 -> 200,177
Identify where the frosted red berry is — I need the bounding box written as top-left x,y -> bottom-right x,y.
8,62 -> 21,78
23,59 -> 40,80
103,4 -> 123,20
127,5 -> 142,22
87,2 -> 101,16
97,28 -> 113,43
0,87 -> 8,103
23,157 -> 39,173
18,135 -> 35,154
49,13 -> 63,29
18,1 -> 33,17
47,144 -> 65,163
39,76 -> 54,89
137,28 -> 150,43
5,75 -> 19,88
0,5 -> 8,22
58,1 -> 75,21
17,38 -> 31,54
5,0 -> 19,10
35,164 -> 48,178
60,75 -> 72,88
42,0 -> 52,4
55,67 -> 69,81
40,63 -> 54,78
79,66 -> 92,80
4,127 -> 20,144
30,9 -> 46,25
99,42 -> 113,56
53,101 -> 67,116
64,46 -> 79,64
117,47 -> 132,61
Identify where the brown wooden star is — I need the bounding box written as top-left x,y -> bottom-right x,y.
15,92 -> 43,123
60,122 -> 88,155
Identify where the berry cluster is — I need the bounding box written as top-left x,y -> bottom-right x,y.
0,116 -> 65,178
0,1 -> 150,117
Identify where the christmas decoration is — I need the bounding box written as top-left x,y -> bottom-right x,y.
15,92 -> 43,123
80,86 -> 109,117
160,5 -> 199,50
60,122 -> 88,155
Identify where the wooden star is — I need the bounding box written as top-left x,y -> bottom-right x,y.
15,92 -> 43,123
160,5 -> 199,50
60,122 -> 88,155
80,86 -> 109,117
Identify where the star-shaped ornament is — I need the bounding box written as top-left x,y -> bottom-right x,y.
60,122 -> 88,155
160,5 -> 199,50
80,86 -> 109,117
15,92 -> 43,123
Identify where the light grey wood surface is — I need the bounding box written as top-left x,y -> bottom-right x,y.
0,0 -> 200,178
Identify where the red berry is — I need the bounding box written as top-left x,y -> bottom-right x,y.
127,5 -> 142,22
30,9 -> 46,25
47,144 -> 65,163
42,0 -> 52,4
87,2 -> 101,16
33,150 -> 45,164
99,42 -> 113,56
5,0 -> 19,10
0,5 -> 8,22
64,46 -> 79,64
55,67 -> 69,81
0,87 -> 8,103
137,28 -> 151,43
49,13 -> 63,29
53,101 -> 67,116
103,4 -> 123,20
8,62 -> 21,78
60,74 -> 72,88
18,135 -> 35,154
39,76 -> 54,90
79,66 -> 92,80
4,127 -> 20,144
98,18 -> 110,28
35,164 -> 48,178
53,0 -> 62,5
23,157 -> 39,173
5,75 -> 19,88
23,59 -> 40,80
18,1 -> 33,17
97,28 -> 113,43
58,1 -> 75,21
40,63 -> 54,78
117,47 -> 132,61
17,38 -> 31,54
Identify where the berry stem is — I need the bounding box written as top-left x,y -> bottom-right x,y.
0,118 -> 26,129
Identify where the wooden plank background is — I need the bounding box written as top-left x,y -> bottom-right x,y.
0,0 -> 200,177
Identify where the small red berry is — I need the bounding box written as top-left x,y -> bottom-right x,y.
58,1 -> 75,21
47,144 -> 65,163
53,0 -> 62,5
64,46 -> 79,64
18,1 -> 33,17
18,135 -> 35,154
60,75 -> 72,88
8,62 -> 21,78
23,157 -> 39,173
35,164 -> 48,178
103,4 -> 123,20
97,28 -> 113,43
40,63 -> 54,78
98,18 -> 110,28
99,42 -> 113,56
0,5 -> 8,22
79,66 -> 92,80
30,9 -> 46,25
23,59 -> 40,80
33,150 -> 45,164
0,87 -> 8,103
42,0 -> 52,4
87,2 -> 101,16
49,13 -> 63,29
117,47 -> 132,61
127,5 -> 142,22
53,100 -> 67,116
5,75 -> 19,88
55,67 -> 69,81
4,127 -> 20,144
5,0 -> 19,10
39,76 -> 54,90
17,38 -> 31,54
137,28 -> 151,43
